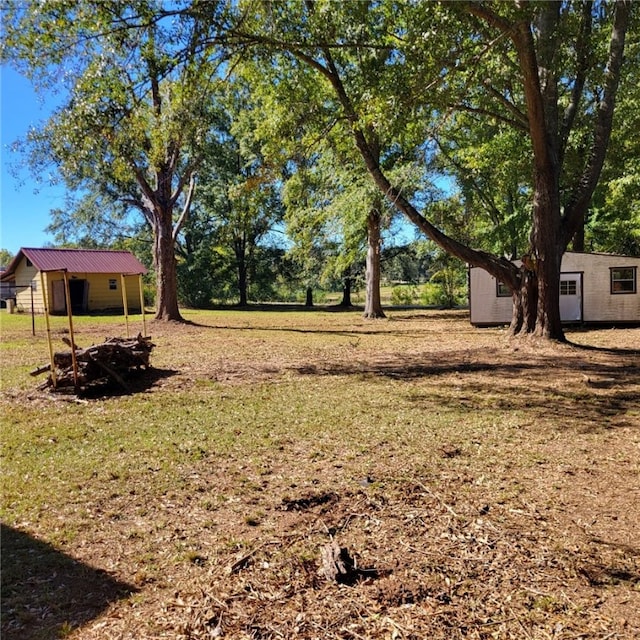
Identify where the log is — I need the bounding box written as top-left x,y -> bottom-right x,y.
32,335 -> 154,393
93,359 -> 130,392
61,336 -> 81,350
30,363 -> 51,376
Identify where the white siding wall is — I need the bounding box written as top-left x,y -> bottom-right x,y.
562,253 -> 640,323
470,253 -> 640,325
469,267 -> 513,325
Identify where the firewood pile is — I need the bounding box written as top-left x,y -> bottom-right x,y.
31,334 -> 154,393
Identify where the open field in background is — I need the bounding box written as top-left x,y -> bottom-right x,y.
1,307 -> 639,639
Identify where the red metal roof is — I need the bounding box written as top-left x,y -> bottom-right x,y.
1,248 -> 147,279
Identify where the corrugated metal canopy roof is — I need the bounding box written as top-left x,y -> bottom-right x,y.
1,248 -> 147,280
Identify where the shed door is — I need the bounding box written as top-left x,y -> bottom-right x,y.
559,272 -> 582,322
51,280 -> 66,313
69,279 -> 88,314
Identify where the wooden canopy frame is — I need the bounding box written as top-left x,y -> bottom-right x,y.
40,269 -> 147,389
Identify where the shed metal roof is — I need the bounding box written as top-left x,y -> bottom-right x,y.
1,248 -> 147,280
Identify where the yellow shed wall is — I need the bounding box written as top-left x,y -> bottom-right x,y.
13,260 -> 44,313
46,273 -> 142,312
12,256 -> 142,314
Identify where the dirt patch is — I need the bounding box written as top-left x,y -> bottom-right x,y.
2,310 -> 639,639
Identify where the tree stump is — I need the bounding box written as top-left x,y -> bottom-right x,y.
320,541 -> 358,585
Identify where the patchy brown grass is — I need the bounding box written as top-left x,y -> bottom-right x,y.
1,308 -> 639,640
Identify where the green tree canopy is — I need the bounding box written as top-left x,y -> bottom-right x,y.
2,0 -> 231,320
217,0 -> 634,339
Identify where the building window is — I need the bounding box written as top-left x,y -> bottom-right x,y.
109,279 -> 117,290
560,280 -> 577,296
496,281 -> 511,297
610,267 -> 637,294
26,258 -> 33,267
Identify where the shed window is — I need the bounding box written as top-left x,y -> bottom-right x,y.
610,267 -> 636,294
26,258 -> 33,267
109,279 -> 118,290
496,281 -> 510,297
560,280 -> 577,296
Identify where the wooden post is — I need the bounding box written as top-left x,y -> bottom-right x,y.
62,271 -> 79,388
138,274 -> 147,337
121,274 -> 130,338
40,271 -> 57,388
30,282 -> 35,336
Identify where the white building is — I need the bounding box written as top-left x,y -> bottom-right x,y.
469,252 -> 640,326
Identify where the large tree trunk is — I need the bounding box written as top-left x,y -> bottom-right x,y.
339,274 -> 353,307
572,224 -> 585,252
153,210 -> 183,321
363,207 -> 386,319
532,243 -> 563,339
529,176 -> 565,340
238,262 -> 248,306
511,13 -> 565,341
234,236 -> 248,306
510,261 -> 538,335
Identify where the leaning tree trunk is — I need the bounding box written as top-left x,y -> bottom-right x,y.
363,207 -> 386,319
153,211 -> 183,321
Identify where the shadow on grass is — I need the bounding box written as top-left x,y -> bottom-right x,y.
202,303 -> 467,317
187,323 -> 420,338
181,315 -> 462,338
292,348 -> 639,379
1,523 -> 137,640
566,340 -> 640,356
291,348 -> 640,432
69,367 -> 179,399
572,538 -> 640,587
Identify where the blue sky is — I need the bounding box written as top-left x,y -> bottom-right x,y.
1,66 -> 66,257
0,64 -> 424,261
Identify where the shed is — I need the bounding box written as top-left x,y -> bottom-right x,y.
0,248 -> 147,314
469,251 -> 640,326
0,267 -> 16,308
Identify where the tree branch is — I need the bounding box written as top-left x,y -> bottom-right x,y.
278,3 -> 519,289
561,0 -> 632,246
465,2 -> 515,35
172,172 -> 197,242
559,0 -> 593,164
449,102 -> 529,132
434,138 -> 505,227
481,80 -> 529,129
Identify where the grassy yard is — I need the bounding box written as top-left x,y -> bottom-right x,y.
1,307 -> 639,639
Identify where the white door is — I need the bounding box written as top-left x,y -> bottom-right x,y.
559,272 -> 582,322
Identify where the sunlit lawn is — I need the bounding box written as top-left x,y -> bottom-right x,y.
1,307 -> 639,639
